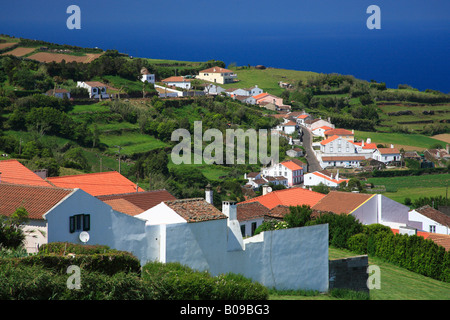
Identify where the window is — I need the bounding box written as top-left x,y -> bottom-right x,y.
240,225 -> 246,237
70,214 -> 90,233
429,225 -> 436,233
251,222 -> 257,236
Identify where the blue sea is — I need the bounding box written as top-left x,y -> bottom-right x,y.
2,18 -> 449,93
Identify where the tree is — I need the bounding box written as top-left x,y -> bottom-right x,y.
0,207 -> 29,249
284,205 -> 313,228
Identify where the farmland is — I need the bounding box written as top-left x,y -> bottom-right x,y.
26,51 -> 104,63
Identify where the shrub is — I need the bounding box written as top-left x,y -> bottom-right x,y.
142,261 -> 268,300
39,242 -> 113,255
347,233 -> 368,254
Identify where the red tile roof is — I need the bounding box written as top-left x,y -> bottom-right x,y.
312,191 -> 374,215
353,142 -> 378,149
253,92 -> 270,100
0,160 -> 52,187
237,202 -> 269,221
324,128 -> 354,136
239,187 -> 325,210
97,190 -> 176,216
377,147 -> 400,154
200,66 -> 233,74
47,171 -> 144,196
320,135 -> 340,145
162,76 -> 190,82
312,171 -> 349,184
164,198 -> 228,223
281,160 -> 303,171
413,205 -> 450,227
0,183 -> 73,220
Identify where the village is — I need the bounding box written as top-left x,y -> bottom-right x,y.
1,60 -> 449,299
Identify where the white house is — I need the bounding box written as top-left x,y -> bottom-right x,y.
232,95 -> 257,105
45,88 -> 70,99
137,198 -> 329,291
320,156 -> 366,168
312,126 -> 333,138
225,88 -> 249,96
373,146 -> 401,164
408,205 -> 450,235
306,118 -> 335,130
296,114 -> 312,126
247,85 -> 263,96
77,81 -> 110,99
204,84 -> 226,95
276,120 -> 297,135
161,76 -> 192,90
304,170 -> 349,188
262,160 -> 304,186
140,67 -> 155,83
196,66 -> 237,84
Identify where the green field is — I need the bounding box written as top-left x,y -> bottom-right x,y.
354,130 -> 446,150
222,67 -> 318,96
100,132 -> 168,156
270,246 -> 450,300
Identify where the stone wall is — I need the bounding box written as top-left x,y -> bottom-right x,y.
329,255 -> 369,294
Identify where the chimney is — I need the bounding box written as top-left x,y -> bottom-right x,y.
205,184 -> 213,204
262,184 -> 269,195
446,144 -> 449,153
222,201 -> 237,220
390,144 -> 394,148
336,169 -> 339,181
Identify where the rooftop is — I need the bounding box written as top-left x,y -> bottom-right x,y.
239,187 -> 325,210
377,147 -> 401,154
312,191 -> 375,215
47,171 -> 144,196
0,183 -> 73,220
0,160 -> 52,187
200,66 -> 233,74
97,189 -> 176,216
324,128 -> 354,136
413,205 -> 450,227
164,198 -> 228,223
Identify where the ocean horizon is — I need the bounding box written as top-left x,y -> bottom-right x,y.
1,17 -> 449,93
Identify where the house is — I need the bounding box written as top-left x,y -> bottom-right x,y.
304,170 -> 349,188
239,187 -> 326,210
96,189 -> 177,216
312,191 -> 421,230
312,126 -> 333,138
262,160 -> 304,186
0,183 -> 74,252
203,84 -> 226,95
47,171 -> 144,196
135,198 -> 329,291
276,120 -> 297,135
296,114 -> 312,126
408,205 -> 450,235
161,76 -> 192,90
324,128 -> 355,142
244,171 -> 288,189
403,151 -> 421,161
237,202 -> 271,237
352,138 -> 378,156
263,176 -> 289,187
320,156 -> 366,168
305,118 -> 335,130
425,147 -> 450,162
45,88 -> 70,99
77,81 -> 110,99
140,67 -> 155,84
247,85 -> 263,96
196,66 -> 237,84
154,85 -> 180,98
225,88 -> 249,96
373,146 -> 401,164
231,95 -> 256,105
286,147 -> 303,158
42,186 -> 330,291
253,92 -> 290,110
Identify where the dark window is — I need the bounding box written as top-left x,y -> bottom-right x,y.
69,214 -> 90,233
251,222 -> 257,236
240,225 -> 246,237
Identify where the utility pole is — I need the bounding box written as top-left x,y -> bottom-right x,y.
116,145 -> 122,174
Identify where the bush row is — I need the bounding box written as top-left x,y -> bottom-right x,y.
347,225 -> 450,283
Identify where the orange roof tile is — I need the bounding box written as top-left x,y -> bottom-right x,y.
313,126 -> 333,131
164,198 -> 228,223
253,92 -> 270,100
162,76 -> 190,82
324,128 -> 354,136
298,114 -> 310,119
97,190 -> 176,216
312,171 -> 349,184
200,66 -> 233,74
0,160 -> 52,187
281,160 -> 303,171
239,188 -> 325,210
377,147 -> 400,154
320,135 -> 340,145
0,183 -> 73,220
47,171 -> 144,196
312,191 -> 374,215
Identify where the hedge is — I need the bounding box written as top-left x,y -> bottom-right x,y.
38,242 -> 113,255
141,261 -> 269,300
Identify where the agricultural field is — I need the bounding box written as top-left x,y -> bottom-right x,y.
1,47 -> 37,57
367,173 -> 450,203
222,67 -> 318,96
27,51 -> 103,63
354,130 -> 446,151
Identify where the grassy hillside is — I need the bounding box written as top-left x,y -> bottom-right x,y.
354,131 -> 446,151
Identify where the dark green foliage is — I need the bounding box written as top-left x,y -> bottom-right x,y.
141,261 -> 268,300
284,205 -> 313,228
0,207 -> 28,249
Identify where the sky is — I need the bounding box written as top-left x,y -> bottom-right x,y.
0,0 -> 449,91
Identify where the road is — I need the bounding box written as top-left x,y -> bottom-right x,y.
300,126 -> 322,173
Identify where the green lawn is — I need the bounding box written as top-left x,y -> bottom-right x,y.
354,130 -> 445,150
270,246 -> 450,300
99,132 -> 168,156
